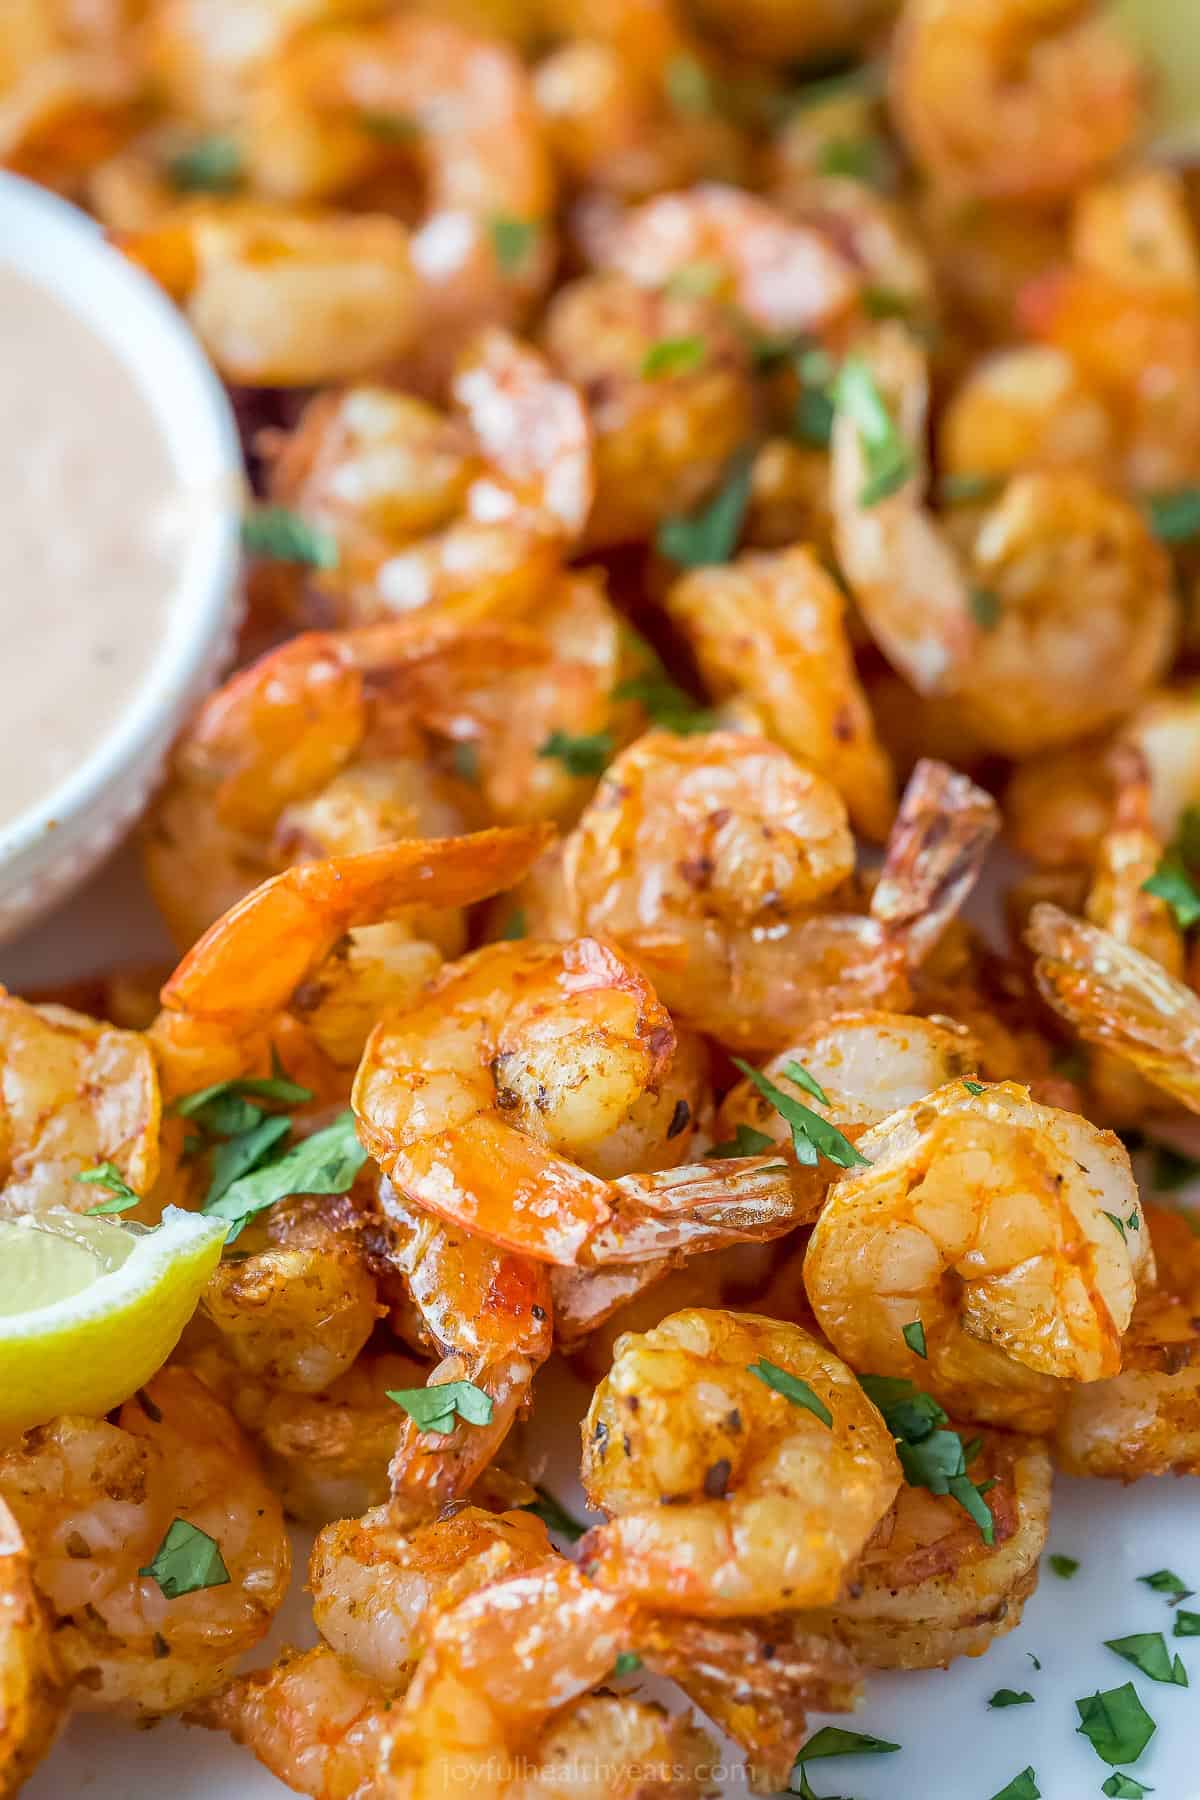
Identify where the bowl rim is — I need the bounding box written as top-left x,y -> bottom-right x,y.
0,173 -> 243,873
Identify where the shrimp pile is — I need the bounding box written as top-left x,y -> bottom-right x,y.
8,1 -> 1200,1794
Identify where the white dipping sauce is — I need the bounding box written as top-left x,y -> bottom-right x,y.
0,265 -> 183,832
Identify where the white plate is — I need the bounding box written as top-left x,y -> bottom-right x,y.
5,845 -> 1199,1800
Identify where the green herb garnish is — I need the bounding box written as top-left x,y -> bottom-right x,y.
138,1520 -> 229,1599
731,1058 -> 867,1171
789,345 -> 838,447
500,909 -> 527,941
835,357 -> 913,505
521,1486 -> 587,1542
1104,1632 -> 1188,1686
962,1079 -> 986,1096
202,1111 -> 367,1242
167,136 -> 242,194
858,1375 -> 995,1543
612,1652 -> 642,1677
989,1689 -> 1034,1708
242,506 -> 339,569
1139,1569 -> 1193,1604
641,335 -> 708,379
1175,1610 -> 1200,1636
989,1772 -> 1040,1800
902,1320 -> 927,1358
664,53 -> 714,115
1049,1554 -> 1080,1578
1102,1777 -> 1155,1798
970,586 -> 1002,629
386,1379 -> 494,1435
707,1122 -> 777,1159
938,471 -> 1004,506
1144,487 -> 1200,545
748,1357 -> 833,1426
817,136 -> 889,186
537,730 -> 614,777
489,215 -> 539,274
75,1163 -> 140,1214
793,1726 -> 900,1761
1075,1683 -> 1156,1767
656,447 -> 755,566
613,671 -> 717,735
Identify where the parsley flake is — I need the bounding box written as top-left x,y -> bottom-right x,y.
1139,1569 -> 1193,1605
962,1079 -> 986,1096
817,136 -> 889,186
451,741 -> 480,784
386,1379 -> 494,1435
641,335 -> 708,379
1174,1610 -> 1200,1636
242,506 -> 339,569
167,136 -> 242,194
902,1319 -> 927,1358
1144,487 -> 1200,545
75,1163 -> 140,1214
707,1122 -> 777,1159
656,447 -> 755,566
500,909 -> 527,942
970,586 -> 1002,629
793,1726 -> 900,1762
1049,1554 -> 1080,1578
859,1375 -> 995,1543
489,215 -> 538,273
1102,1778 -> 1155,1799
202,1110 -> 366,1241
989,1689 -> 1034,1708
835,357 -> 913,506
139,1520 -> 229,1599
1104,1632 -> 1188,1686
789,345 -> 838,447
1076,1683 -> 1156,1766
521,1486 -> 587,1542
989,1771 -> 1040,1800
748,1357 -> 833,1426
731,1058 -> 867,1171
664,53 -> 714,115
537,730 -> 614,777
612,1652 -> 642,1677
938,471 -> 1004,506
613,671 -> 717,735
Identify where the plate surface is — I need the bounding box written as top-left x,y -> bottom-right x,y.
5,846 -> 1199,1800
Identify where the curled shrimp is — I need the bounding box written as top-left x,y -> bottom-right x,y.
243,14 -> 553,382
354,936 -> 798,1265
0,1367 -> 289,1716
805,1079 -> 1153,1431
796,1425 -> 1053,1669
308,1502 -> 551,1688
565,738 -> 997,1048
262,328 -> 593,623
1027,901 -> 1200,1114
590,183 -> 859,339
940,345 -> 1119,489
664,546 -> 895,842
1055,1204 -> 1200,1479
580,1309 -> 900,1614
0,0 -> 141,192
0,1496 -> 63,1799
0,992 -> 160,1219
149,830 -> 550,1102
888,0 -> 1144,203
371,1184 -> 552,1520
540,272 -> 756,550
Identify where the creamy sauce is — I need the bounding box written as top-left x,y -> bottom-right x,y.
0,265 -> 183,832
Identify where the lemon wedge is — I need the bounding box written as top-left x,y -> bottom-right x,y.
0,1207 -> 225,1434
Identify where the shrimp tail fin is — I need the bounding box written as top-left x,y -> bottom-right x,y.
870,758 -> 999,966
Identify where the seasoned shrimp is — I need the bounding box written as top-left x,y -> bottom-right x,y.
243,14 -> 553,381
0,1497 -> 63,1799
0,1368 -> 289,1716
149,830 -> 549,1102
0,992 -> 159,1219
0,0 -> 142,191
664,545 -> 896,841
796,1427 -> 1053,1669
540,273 -> 755,549
888,0 -> 1144,203
591,183 -> 859,338
308,1503 -> 550,1687
262,329 -> 593,623
565,738 -> 997,1048
1027,902 -> 1200,1114
1055,1205 -> 1200,1479
689,0 -> 891,59
580,1309 -> 900,1614
354,935 -> 798,1265
805,1080 -> 1152,1431
940,345 -> 1119,488
370,1183 -> 552,1520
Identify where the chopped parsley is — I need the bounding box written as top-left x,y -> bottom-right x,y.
167,136 -> 243,194
1104,1632 -> 1188,1686
962,1079 -> 987,1096
641,335 -> 708,379
489,215 -> 539,274
707,1123 -> 777,1159
902,1319 -> 927,1358
521,1486 -> 587,1542
1174,1610 -> 1200,1636
938,471 -> 1004,506
793,1726 -> 900,1762
1139,1569 -> 1193,1605
816,136 -> 890,186
613,671 -> 717,735
835,357 -> 912,506
451,741 -> 480,784
1144,486 -> 1200,545
989,1772 -> 1040,1800
789,345 -> 838,448
1075,1683 -> 1156,1766
75,1163 -> 140,1214
989,1689 -> 1034,1708
730,1058 -> 867,1171
748,1357 -> 833,1426
970,586 -> 1003,629
537,730 -> 614,777
664,53 -> 715,116
1102,1778 -> 1155,1798
241,506 -> 338,569
1142,804 -> 1200,928
859,1375 -> 996,1543
1102,1209 -> 1141,1243
499,909 -> 527,941
138,1520 -> 229,1599
386,1379 -> 494,1434
1048,1554 -> 1080,1579
202,1111 -> 367,1242
611,1652 -> 642,1678
656,447 -> 755,566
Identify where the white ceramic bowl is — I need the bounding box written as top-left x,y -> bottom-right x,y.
0,174 -> 243,944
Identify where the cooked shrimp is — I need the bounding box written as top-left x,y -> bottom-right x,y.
0,0 -> 142,192
243,14 -> 553,381
0,1497 -> 63,1799
150,830 -> 549,1102
664,546 -> 896,842
805,1080 -> 1153,1431
1055,1204 -> 1200,1479
565,738 -> 996,1048
796,1427 -> 1053,1669
591,183 -> 859,338
370,1183 -> 552,1520
354,935 -> 798,1265
580,1309 -> 900,1614
1027,901 -> 1200,1114
0,1367 -> 289,1716
540,273 -> 755,550
940,345 -> 1119,488
0,992 -> 160,1219
888,0 -> 1144,203
308,1503 -> 551,1687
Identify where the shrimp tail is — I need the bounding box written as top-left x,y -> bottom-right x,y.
584,1157 -> 804,1265
871,758 -> 999,966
